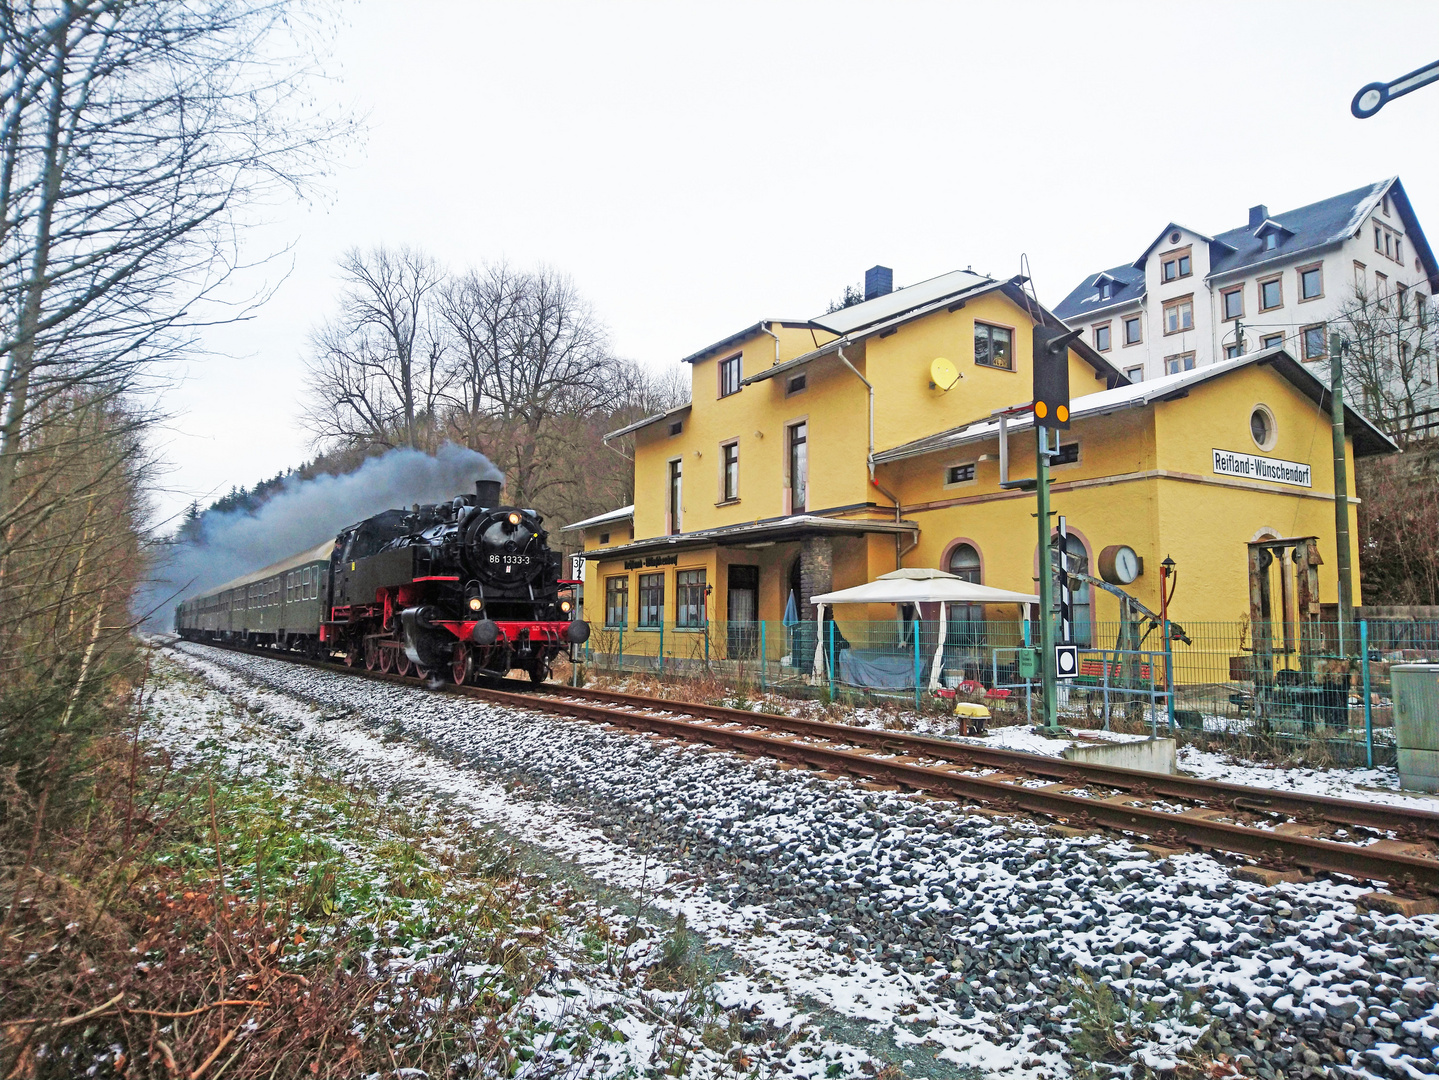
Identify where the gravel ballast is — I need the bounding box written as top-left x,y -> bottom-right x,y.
170,643 -> 1439,1079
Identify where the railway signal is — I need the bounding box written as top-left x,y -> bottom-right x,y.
1032,325 -> 1079,429
1055,644 -> 1078,680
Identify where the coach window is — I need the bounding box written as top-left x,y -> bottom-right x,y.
604,576 -> 628,627
637,573 -> 664,628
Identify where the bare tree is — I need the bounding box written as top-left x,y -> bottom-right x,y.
437,264 -> 627,510
303,246 -> 451,451
1334,283 -> 1437,441
0,0 -> 353,532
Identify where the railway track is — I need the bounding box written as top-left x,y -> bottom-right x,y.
175,637 -> 1439,897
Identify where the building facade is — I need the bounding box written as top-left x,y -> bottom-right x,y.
1052,178 -> 1438,401
570,268 -> 1392,658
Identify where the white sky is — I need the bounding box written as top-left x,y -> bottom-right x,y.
154,0 -> 1439,526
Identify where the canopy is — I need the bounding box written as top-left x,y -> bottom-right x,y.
808,568 -> 1038,690
811,567 -> 1038,607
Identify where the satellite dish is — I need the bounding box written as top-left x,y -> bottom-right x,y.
929,356 -> 960,391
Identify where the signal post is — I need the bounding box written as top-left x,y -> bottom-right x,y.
1031,325 -> 1079,731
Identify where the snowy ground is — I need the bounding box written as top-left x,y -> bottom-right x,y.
163,642 -> 1439,1079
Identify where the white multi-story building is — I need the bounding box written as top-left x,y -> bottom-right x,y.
1053,178 -> 1438,392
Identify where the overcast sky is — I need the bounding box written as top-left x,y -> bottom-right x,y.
154,0 -> 1439,525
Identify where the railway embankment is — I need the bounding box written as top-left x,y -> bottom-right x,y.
165,640 -> 1439,1079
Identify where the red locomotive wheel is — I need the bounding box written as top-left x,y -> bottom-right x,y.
364,637 -> 379,671
395,652 -> 412,677
378,642 -> 394,674
451,643 -> 471,686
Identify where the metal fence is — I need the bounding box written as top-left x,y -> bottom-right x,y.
578,617 -> 1438,764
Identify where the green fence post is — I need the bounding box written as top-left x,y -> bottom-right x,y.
760,621 -> 767,692
659,622 -> 664,675
913,626 -> 921,711
1361,619 -> 1373,769
828,620 -> 836,700
1163,619 -> 1176,732
618,625 -> 624,675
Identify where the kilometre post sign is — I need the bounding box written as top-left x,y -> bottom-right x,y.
1212,449 -> 1312,488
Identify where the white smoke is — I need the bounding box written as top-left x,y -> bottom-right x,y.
141,442 -> 501,627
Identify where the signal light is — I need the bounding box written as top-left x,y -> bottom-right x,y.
1032,325 -> 1079,430
507,512 -> 521,525
560,600 -> 571,613
467,596 -> 483,612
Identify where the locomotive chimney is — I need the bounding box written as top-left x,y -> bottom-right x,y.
475,478 -> 502,508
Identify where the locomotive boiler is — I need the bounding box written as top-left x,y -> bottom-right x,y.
329,478 -> 589,684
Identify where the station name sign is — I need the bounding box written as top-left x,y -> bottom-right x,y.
1212,449 -> 1311,488
624,554 -> 679,570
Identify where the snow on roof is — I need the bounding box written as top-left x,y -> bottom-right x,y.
562,505 -> 634,532
808,269 -> 993,336
872,346 -> 1397,465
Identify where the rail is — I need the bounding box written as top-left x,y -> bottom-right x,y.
169,638 -> 1439,897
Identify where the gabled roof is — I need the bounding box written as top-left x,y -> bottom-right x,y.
1052,263 -> 1147,321
1205,180 -> 1417,282
745,276 -> 1125,388
808,269 -> 992,336
1056,178 -> 1439,318
871,345 -> 1397,465
1132,222 -> 1213,268
562,505 -> 634,532
602,403 -> 691,442
681,320 -> 810,365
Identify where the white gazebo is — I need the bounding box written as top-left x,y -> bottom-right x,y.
810,567 -> 1039,688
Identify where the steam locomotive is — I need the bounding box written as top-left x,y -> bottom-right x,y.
175,478 -> 589,686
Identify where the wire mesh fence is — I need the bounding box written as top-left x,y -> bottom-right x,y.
578,616 -> 1438,764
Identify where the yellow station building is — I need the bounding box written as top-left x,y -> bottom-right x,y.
567,269 -> 1394,656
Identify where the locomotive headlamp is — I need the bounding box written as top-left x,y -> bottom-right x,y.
468,596 -> 483,612
507,512 -> 521,525
560,600 -> 572,613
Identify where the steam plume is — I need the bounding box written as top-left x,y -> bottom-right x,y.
142,443 -> 501,627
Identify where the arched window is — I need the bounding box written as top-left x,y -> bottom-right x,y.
946,543 -> 984,648
1060,534 -> 1092,646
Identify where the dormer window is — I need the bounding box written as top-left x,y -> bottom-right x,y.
1097,280 -> 1111,300
1256,221 -> 1291,251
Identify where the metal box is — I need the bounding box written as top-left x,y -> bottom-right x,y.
1394,664 -> 1439,792
1016,648 -> 1039,679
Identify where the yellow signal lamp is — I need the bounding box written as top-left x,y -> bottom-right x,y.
507,512 -> 521,525
560,600 -> 572,613
1057,405 -> 1069,423
1034,400 -> 1047,419
467,596 -> 483,612
929,356 -> 961,391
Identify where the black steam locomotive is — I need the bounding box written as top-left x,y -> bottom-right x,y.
175,478 -> 589,686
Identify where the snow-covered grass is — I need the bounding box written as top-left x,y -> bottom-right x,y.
147,652 -> 899,1078
169,642 -> 1439,1079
